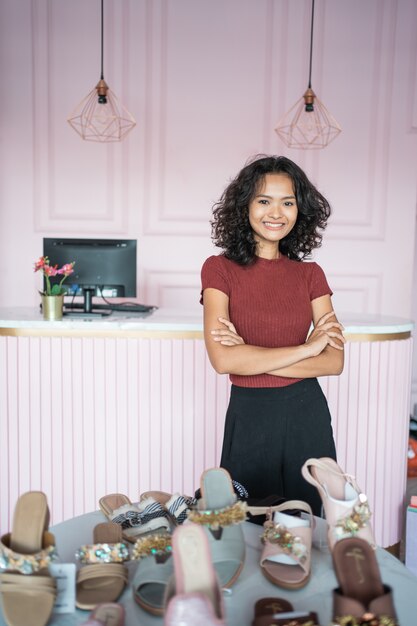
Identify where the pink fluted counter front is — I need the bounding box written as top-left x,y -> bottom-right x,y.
0,309 -> 412,549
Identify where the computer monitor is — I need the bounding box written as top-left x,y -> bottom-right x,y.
43,238 -> 137,314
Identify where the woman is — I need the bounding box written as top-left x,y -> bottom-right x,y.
200,155 -> 345,515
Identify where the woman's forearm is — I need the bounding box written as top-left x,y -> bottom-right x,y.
266,346 -> 344,378
206,341 -> 314,376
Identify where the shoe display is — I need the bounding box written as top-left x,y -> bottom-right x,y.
164,524 -> 225,626
301,457 -> 375,549
187,467 -> 246,588
75,522 -> 129,610
248,500 -> 313,589
0,491 -> 57,626
331,537 -> 397,625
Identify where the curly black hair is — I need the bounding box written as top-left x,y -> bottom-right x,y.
211,155 -> 331,264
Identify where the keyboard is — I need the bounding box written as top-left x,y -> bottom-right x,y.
64,302 -> 157,314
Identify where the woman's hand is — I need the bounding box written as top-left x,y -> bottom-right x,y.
210,317 -> 245,346
305,311 -> 345,357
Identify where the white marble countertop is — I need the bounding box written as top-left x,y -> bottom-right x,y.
0,307 -> 413,334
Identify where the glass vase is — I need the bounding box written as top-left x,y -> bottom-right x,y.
41,295 -> 64,321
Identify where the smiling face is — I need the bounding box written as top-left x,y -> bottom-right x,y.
248,173 -> 298,259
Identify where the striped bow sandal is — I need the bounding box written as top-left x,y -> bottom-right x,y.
99,493 -> 171,543
139,491 -> 197,526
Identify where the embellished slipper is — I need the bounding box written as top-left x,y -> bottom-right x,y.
248,500 -> 313,590
164,524 -> 225,625
252,597 -> 320,625
81,602 -> 125,625
99,493 -> 171,543
131,530 -> 174,616
332,537 -> 397,624
187,467 -> 246,588
0,491 -> 57,626
75,522 -> 129,610
139,491 -> 197,526
301,457 -> 375,549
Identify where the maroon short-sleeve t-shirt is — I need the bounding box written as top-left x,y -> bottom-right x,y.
200,254 -> 332,388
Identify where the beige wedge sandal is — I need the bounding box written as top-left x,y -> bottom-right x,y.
0,491 -> 57,626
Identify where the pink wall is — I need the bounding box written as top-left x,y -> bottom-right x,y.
0,0 -> 416,317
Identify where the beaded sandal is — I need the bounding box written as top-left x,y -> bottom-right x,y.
331,537 -> 397,625
187,467 -> 246,588
248,500 -> 313,590
0,491 -> 57,626
164,524 -> 225,626
301,457 -> 375,549
75,522 -> 129,610
131,530 -> 174,616
99,493 -> 171,542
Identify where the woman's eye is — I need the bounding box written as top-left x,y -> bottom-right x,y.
284,201 -> 295,206
259,199 -> 268,205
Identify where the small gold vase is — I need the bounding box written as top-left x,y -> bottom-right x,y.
41,295 -> 64,321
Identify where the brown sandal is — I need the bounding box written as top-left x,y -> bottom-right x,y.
332,537 -> 397,624
75,522 -> 129,610
0,491 -> 57,626
252,597 -> 320,625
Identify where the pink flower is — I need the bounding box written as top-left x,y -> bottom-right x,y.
43,264 -> 59,277
57,263 -> 75,277
34,256 -> 48,272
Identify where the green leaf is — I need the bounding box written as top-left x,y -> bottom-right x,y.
51,284 -> 64,296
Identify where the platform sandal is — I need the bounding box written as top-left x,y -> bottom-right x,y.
75,522 -> 129,610
99,493 -> 171,543
247,500 -> 313,590
301,457 -> 375,549
187,467 -> 246,588
331,537 -> 397,625
0,491 -> 57,626
164,524 -> 225,626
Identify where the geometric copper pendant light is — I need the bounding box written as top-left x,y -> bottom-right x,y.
275,0 -> 341,149
67,0 -> 136,142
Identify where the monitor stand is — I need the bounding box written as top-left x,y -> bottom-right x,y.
63,288 -> 111,317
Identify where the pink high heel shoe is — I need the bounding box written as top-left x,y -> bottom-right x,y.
301,457 -> 375,549
164,524 -> 225,626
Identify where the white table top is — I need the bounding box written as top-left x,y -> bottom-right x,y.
0,307 -> 413,335
0,510 -> 414,626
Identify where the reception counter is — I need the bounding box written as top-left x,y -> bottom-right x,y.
0,308 -> 413,550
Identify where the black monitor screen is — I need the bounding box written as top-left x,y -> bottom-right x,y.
43,237 -> 137,303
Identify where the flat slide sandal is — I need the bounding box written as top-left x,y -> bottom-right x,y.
248,500 -> 313,590
252,597 -> 320,626
99,493 -> 170,542
76,522 -> 129,610
132,531 -> 174,616
0,491 -> 57,626
332,537 -> 397,623
164,524 -> 225,626
301,457 -> 375,549
187,467 -> 246,588
81,602 -> 125,626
